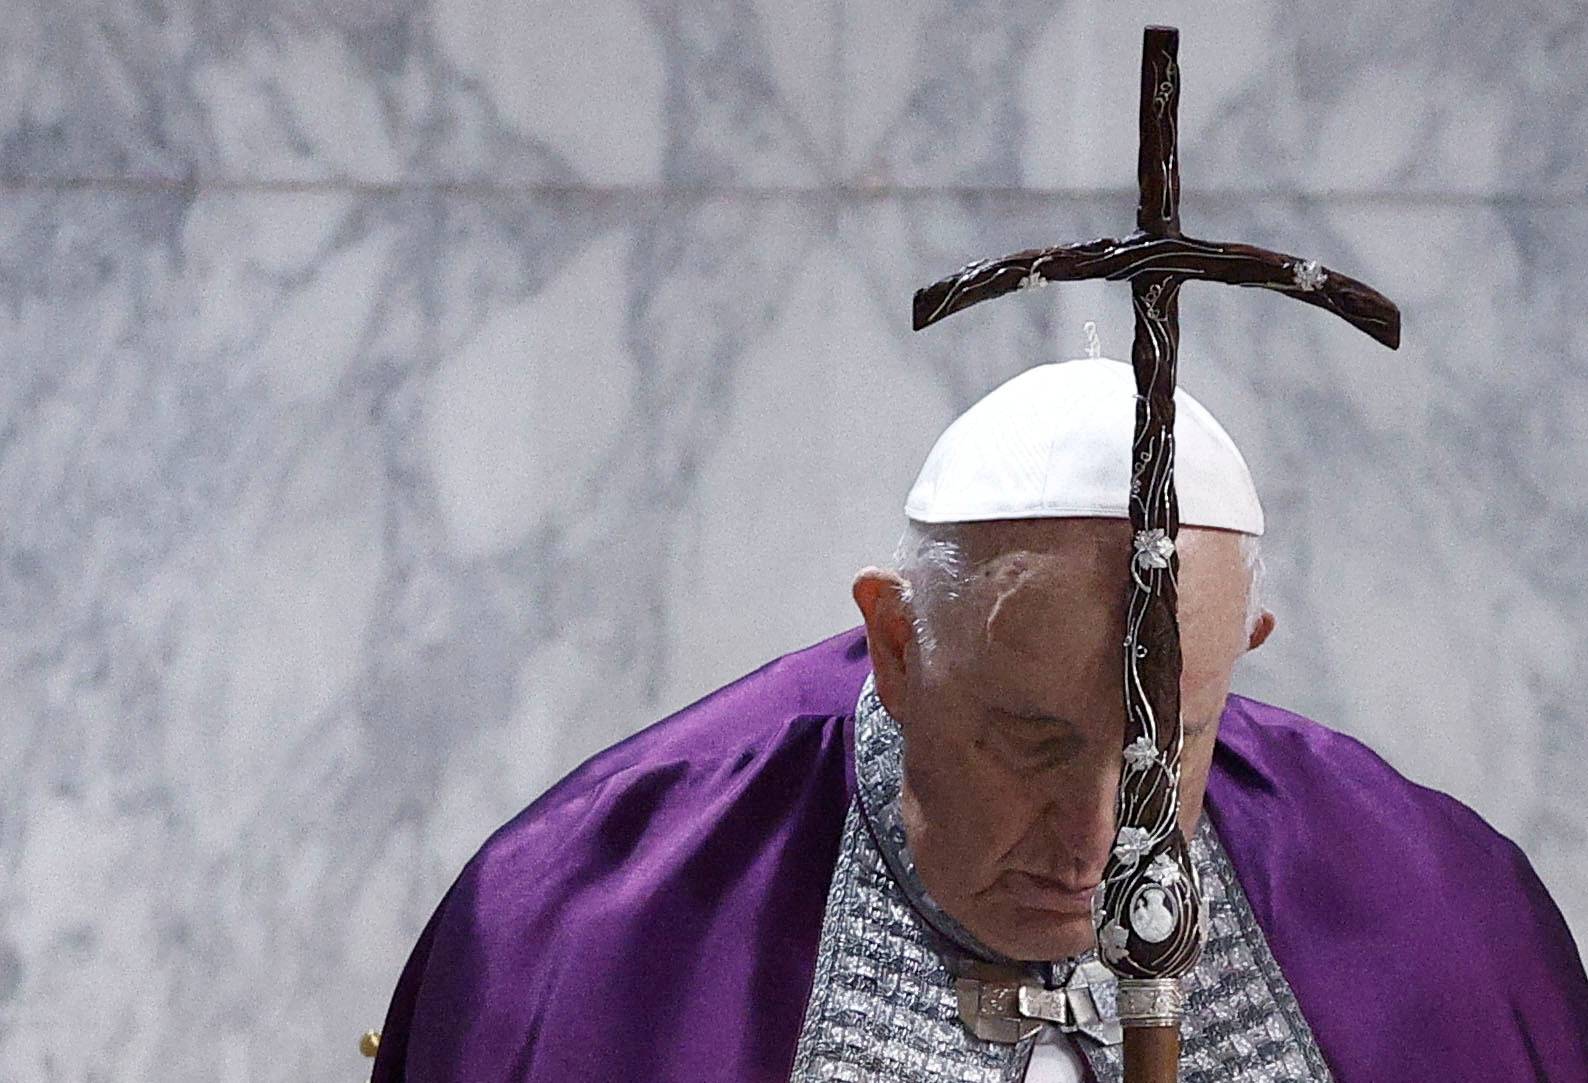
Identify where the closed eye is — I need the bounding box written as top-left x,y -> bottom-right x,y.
1001,707 -> 1076,729
1024,735 -> 1081,761
999,712 -> 1086,761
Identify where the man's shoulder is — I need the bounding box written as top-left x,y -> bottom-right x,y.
451,625 -> 872,934
1212,692 -> 1582,981
1211,695 -> 1588,1071
1214,692 -> 1525,872
380,630 -> 873,1079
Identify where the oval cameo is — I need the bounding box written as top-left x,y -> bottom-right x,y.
1130,885 -> 1178,944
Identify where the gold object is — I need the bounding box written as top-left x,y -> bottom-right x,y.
359,1030 -> 381,1058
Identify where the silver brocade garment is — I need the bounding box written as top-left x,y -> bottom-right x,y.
787,676 -> 1334,1082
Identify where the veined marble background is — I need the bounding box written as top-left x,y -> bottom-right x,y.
2,2 -> 1585,1080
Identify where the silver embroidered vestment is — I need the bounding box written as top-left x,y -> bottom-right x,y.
787,677 -> 1334,1082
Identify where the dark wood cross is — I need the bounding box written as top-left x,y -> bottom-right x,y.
910,24 -> 1400,1083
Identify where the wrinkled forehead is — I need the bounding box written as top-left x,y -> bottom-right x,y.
942,521 -> 1244,674
955,542 -> 1127,673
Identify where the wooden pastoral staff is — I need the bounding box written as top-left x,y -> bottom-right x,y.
911,25 -> 1401,1083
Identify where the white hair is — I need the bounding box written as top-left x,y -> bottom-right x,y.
891,519 -> 1265,668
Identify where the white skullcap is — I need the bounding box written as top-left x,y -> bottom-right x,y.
905,357 -> 1264,535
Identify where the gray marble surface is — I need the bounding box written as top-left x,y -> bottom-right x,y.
2,3 -> 1584,1081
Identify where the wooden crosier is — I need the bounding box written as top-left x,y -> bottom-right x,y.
911,25 -> 1400,1083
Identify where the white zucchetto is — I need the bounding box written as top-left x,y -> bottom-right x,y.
905,357 -> 1264,535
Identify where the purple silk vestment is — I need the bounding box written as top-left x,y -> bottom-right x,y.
371,627 -> 1588,1082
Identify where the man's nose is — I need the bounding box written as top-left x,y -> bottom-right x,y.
1037,762 -> 1122,884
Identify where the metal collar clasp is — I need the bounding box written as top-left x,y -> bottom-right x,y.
955,958 -> 1124,1047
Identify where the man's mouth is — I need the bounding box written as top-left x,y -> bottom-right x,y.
999,870 -> 1100,915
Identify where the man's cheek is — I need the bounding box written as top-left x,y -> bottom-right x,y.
1174,735 -> 1217,797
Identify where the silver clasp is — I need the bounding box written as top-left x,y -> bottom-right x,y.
955,958 -> 1123,1047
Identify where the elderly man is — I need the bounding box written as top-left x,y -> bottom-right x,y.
370,358 -> 1588,1083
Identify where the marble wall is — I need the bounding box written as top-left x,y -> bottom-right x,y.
3,2 -> 1584,1080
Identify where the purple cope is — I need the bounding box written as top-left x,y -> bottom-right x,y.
371,627 -> 1588,1082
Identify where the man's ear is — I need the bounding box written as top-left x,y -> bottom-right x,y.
851,567 -> 915,719
1247,609 -> 1276,652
